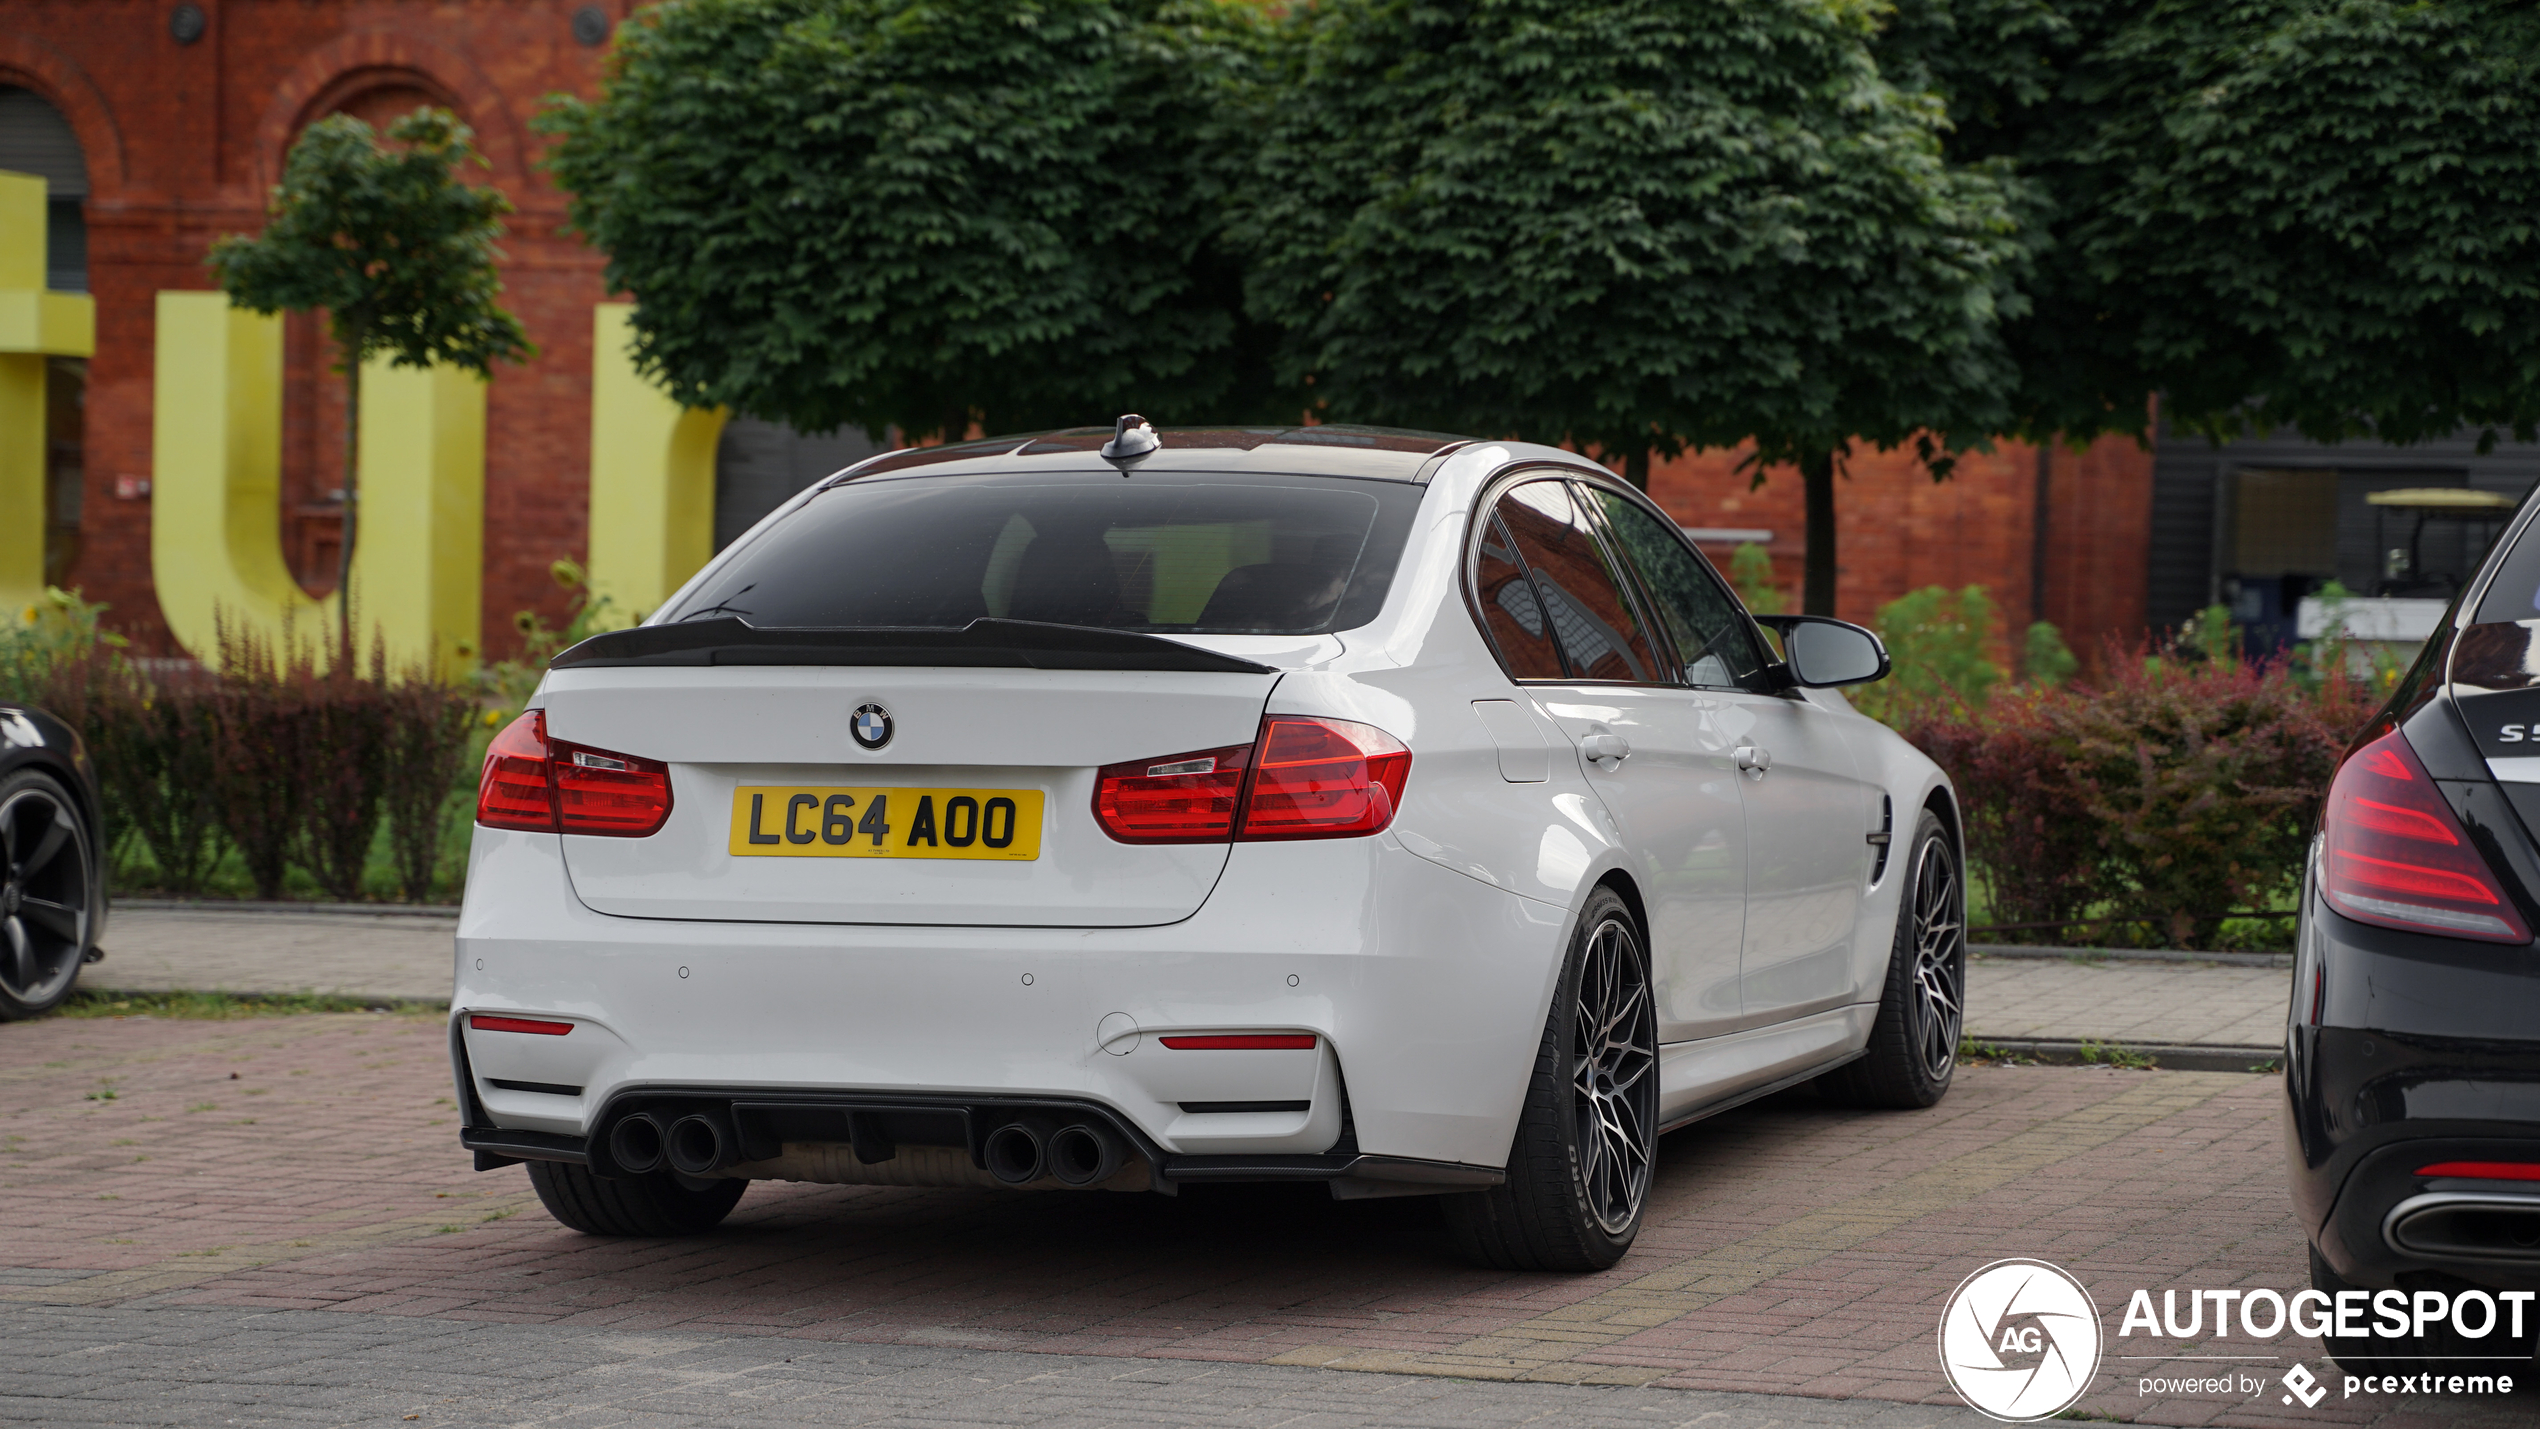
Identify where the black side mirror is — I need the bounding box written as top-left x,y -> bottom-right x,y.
1755,615 -> 1890,688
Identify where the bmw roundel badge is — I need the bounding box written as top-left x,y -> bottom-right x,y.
850,702 -> 893,751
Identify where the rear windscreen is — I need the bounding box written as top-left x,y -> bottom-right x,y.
667,472 -> 1422,634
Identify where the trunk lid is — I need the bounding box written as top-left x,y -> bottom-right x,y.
546,663 -> 1278,926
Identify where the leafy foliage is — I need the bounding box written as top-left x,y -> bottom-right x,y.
209,110 -> 532,381
209,109 -> 533,653
1849,584 -> 2005,725
1906,649 -> 2374,947
1727,543 -> 1788,616
1902,0 -> 2540,449
2021,618 -> 2077,686
1230,0 -> 2028,483
539,0 -> 1276,441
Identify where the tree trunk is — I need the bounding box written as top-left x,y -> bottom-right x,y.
1800,447 -> 1837,617
336,346 -> 363,665
1623,447 -> 1649,493
944,406 -> 970,445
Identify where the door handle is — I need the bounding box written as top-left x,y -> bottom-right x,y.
1580,733 -> 1631,769
1733,745 -> 1772,778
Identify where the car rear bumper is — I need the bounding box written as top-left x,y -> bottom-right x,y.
2287,890 -> 2540,1292
450,825 -> 1568,1178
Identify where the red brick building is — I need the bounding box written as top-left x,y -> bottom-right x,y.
2,0 -> 2159,665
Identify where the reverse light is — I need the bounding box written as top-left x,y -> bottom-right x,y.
2418,1162 -> 2540,1180
470,1014 -> 574,1036
1160,1034 -> 1318,1050
2320,729 -> 2529,943
475,710 -> 674,838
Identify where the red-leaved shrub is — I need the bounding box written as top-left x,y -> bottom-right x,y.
1904,648 -> 2377,948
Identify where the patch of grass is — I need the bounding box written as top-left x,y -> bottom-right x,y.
2079,1039 -> 2155,1070
1959,1036 -> 2035,1066
53,990 -> 445,1021
2247,1057 -> 2284,1074
184,1102 -> 216,1113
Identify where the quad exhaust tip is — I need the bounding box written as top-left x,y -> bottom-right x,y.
983,1118 -> 1057,1185
1048,1123 -> 1125,1187
609,1112 -> 665,1175
665,1113 -> 729,1177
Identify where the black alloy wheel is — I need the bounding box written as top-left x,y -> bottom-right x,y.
0,770 -> 95,1019
1817,808 -> 1963,1108
1444,885 -> 1658,1271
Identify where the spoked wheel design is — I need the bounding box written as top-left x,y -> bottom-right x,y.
1572,913 -> 1656,1238
1906,835 -> 1965,1082
0,774 -> 93,1016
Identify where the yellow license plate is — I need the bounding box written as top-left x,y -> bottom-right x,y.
728,786 -> 1044,860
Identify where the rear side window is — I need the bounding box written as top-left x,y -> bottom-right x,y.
669,473 -> 1420,634
1476,515 -> 1567,678
2474,507 -> 2540,624
1487,479 -> 1663,682
1588,489 -> 1769,690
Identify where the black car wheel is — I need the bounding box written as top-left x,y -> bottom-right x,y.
1817,808 -> 1962,1108
0,768 -> 96,1020
1442,885 -> 1657,1272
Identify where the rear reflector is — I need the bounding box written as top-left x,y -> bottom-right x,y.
1160,1034 -> 1318,1050
470,1014 -> 574,1036
1093,717 -> 1412,844
2320,729 -> 2529,943
475,710 -> 674,838
2418,1161 -> 2540,1180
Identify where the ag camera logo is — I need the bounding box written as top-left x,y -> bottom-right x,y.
1939,1258 -> 2103,1421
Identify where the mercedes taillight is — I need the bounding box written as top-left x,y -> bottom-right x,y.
2320,728 -> 2529,943
475,709 -> 674,838
1093,716 -> 1411,844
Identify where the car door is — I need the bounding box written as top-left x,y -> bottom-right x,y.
1478,476 -> 1748,1041
1581,487 -> 1877,1026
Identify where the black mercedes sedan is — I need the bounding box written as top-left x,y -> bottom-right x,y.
2289,499 -> 2540,1375
0,700 -> 103,1018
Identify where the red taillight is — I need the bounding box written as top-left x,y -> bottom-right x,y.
1092,717 -> 1412,844
2418,1161 -> 2540,1180
475,710 -> 673,838
470,1014 -> 573,1036
1094,743 -> 1253,842
2321,729 -> 2529,943
477,711 -> 558,832
1240,717 -> 1411,839
1160,1034 -> 1318,1050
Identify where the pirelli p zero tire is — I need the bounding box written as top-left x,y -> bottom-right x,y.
526,1158 -> 746,1237
1442,886 -> 1657,1273
1816,809 -> 1961,1110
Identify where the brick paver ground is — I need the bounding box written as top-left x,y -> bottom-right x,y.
1965,954 -> 2290,1049
91,909 -> 2295,1049
3,1011 -> 2521,1427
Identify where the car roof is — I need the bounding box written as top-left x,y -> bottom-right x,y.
830,425 -> 1473,485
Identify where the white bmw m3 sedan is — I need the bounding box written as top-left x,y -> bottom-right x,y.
453,419 -> 1967,1271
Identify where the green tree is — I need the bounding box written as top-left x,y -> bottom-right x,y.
210,109 -> 534,658
538,0 -> 1277,444
1883,0 -> 2540,451
1230,0 -> 2027,615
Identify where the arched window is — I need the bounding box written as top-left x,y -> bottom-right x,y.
0,86 -> 87,291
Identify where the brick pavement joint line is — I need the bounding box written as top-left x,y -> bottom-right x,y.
1266,1072 -> 2241,1382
